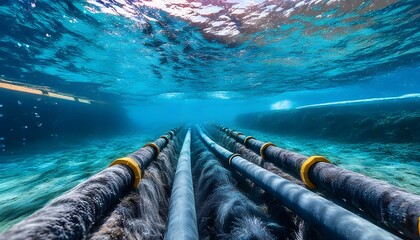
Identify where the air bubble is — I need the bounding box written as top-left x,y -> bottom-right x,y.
37,123 -> 43,127
23,126 -> 28,129
0,144 -> 5,148
0,104 -> 3,107
17,100 -> 22,105
0,114 -> 3,117
0,137 -> 4,140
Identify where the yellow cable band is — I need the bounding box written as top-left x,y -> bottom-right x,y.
234,132 -> 244,140
418,217 -> 419,238
160,135 -> 170,144
243,136 -> 255,147
260,142 -> 276,159
300,156 -> 331,189
110,157 -> 142,187
228,154 -> 241,165
144,142 -> 160,158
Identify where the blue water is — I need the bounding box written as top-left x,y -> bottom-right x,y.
0,0 -> 419,233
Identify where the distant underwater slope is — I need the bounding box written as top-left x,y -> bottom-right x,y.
236,97 -> 420,143
0,82 -> 131,153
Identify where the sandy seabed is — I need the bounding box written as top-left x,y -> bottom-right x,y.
0,127 -> 419,233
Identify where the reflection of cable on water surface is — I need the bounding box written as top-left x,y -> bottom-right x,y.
0,79 -> 98,104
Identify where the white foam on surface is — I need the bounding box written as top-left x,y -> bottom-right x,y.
270,100 -> 292,110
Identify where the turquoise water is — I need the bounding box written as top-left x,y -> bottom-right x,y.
0,0 -> 419,235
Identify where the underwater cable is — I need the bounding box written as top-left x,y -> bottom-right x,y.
165,128 -> 199,240
0,129 -> 180,240
197,126 -> 398,240
213,124 -> 420,240
89,130 -> 182,239
191,131 -> 285,239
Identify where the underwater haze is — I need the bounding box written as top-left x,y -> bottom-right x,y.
0,0 -> 419,235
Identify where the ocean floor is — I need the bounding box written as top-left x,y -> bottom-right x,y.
236,127 -> 420,195
0,131 -> 157,232
0,127 -> 419,233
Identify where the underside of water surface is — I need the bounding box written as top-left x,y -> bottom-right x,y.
0,0 -> 419,239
